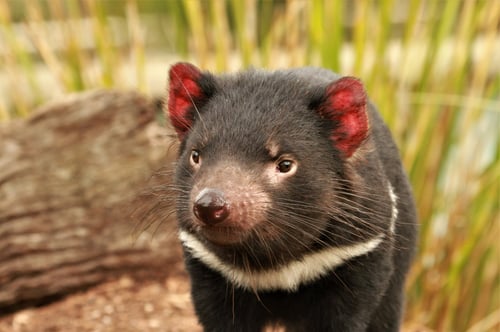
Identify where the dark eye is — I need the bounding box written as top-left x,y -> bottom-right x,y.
190,149 -> 200,165
277,160 -> 293,173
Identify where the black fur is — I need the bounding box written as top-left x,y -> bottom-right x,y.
168,66 -> 417,331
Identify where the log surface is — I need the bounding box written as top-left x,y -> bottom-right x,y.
0,90 -> 179,313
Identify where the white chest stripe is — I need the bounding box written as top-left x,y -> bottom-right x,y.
388,182 -> 398,234
179,230 -> 384,292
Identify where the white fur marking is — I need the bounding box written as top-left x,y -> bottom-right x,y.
179,230 -> 384,292
388,182 -> 398,234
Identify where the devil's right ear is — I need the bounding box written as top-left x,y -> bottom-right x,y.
167,62 -> 215,140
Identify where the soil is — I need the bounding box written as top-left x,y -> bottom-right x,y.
0,256 -> 202,332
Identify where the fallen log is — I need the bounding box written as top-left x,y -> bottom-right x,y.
0,90 -> 180,313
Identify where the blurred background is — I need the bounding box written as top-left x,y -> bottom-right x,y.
0,0 -> 498,331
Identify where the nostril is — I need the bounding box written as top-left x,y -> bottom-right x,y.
193,189 -> 230,225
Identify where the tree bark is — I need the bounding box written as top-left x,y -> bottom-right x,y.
0,90 -> 180,313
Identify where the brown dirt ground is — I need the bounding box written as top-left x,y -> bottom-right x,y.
0,259 -> 201,332
0,262 -> 429,332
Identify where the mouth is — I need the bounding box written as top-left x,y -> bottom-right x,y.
199,225 -> 248,246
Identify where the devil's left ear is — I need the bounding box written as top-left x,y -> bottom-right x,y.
167,62 -> 215,140
316,77 -> 369,158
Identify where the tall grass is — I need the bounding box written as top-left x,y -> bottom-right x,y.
1,1 -> 498,331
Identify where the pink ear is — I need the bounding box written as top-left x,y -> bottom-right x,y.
319,77 -> 369,158
168,62 -> 206,139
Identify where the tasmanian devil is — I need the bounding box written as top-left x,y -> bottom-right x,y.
165,62 -> 417,332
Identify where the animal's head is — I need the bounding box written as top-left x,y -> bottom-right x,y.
165,63 -> 387,275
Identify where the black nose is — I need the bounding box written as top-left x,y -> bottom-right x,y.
193,189 -> 229,225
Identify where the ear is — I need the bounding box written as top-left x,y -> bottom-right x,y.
317,77 -> 369,158
167,62 -> 214,140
